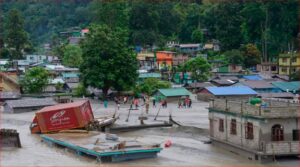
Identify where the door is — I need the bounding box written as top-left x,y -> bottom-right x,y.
272,124 -> 284,141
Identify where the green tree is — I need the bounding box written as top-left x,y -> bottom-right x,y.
62,45 -> 83,68
240,43 -> 261,68
191,29 -> 204,43
182,57 -> 211,81
89,0 -> 129,29
136,78 -> 171,96
290,70 -> 300,81
224,49 -> 244,65
5,9 -> 29,59
73,83 -> 89,97
213,3 -> 244,51
21,67 -> 49,94
80,24 -> 138,97
129,2 -> 159,46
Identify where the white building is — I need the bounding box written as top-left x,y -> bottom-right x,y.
209,98 -> 300,162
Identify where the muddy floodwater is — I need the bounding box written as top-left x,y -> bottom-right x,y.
1,99 -> 299,166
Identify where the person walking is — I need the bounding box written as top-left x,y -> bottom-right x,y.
164,100 -> 167,108
153,99 -> 156,108
134,98 -> 139,109
104,99 -> 108,108
178,99 -> 182,108
184,97 -> 189,109
188,98 -> 192,108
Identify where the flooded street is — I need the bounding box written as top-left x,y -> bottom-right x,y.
1,99 -> 299,166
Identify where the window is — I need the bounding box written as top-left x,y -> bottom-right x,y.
292,57 -> 297,63
293,130 -> 300,141
281,68 -> 287,73
219,119 -> 224,132
272,124 -> 284,141
230,119 -> 237,135
245,122 -> 254,139
282,58 -> 287,63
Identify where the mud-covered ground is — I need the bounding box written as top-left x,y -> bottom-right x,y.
1,98 -> 299,166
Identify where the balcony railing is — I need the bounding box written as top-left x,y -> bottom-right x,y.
264,141 -> 300,155
209,99 -> 300,118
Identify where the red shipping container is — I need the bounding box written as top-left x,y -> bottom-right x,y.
30,100 -> 94,134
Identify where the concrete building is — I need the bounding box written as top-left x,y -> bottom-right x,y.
3,98 -> 57,113
137,52 -> 155,71
174,44 -> 202,55
278,52 -> 300,75
156,51 -> 174,71
256,62 -> 278,74
26,55 -> 47,64
209,98 -> 300,162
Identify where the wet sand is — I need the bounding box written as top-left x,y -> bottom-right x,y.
1,99 -> 299,166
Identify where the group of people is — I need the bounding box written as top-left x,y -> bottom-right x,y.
110,95 -> 192,110
152,99 -> 168,108
178,97 -> 192,108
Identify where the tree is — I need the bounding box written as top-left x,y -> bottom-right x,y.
80,24 -> 138,97
89,0 -> 129,29
5,9 -> 29,59
62,45 -> 83,68
240,43 -> 261,68
136,78 -> 171,96
182,57 -> 211,81
20,67 -> 49,94
191,28 -> 204,43
210,3 -> 244,51
224,49 -> 244,65
73,83 -> 89,97
290,70 -> 300,81
129,2 -> 159,46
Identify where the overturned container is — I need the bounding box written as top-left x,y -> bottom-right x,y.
30,100 -> 94,134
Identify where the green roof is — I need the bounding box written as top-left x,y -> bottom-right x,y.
271,81 -> 300,93
158,88 -> 191,97
139,73 -> 161,79
62,72 -> 79,78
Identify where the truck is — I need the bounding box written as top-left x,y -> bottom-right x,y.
30,100 -> 94,134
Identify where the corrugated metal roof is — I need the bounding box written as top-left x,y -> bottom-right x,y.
242,75 -> 263,80
139,73 -> 161,79
205,86 -> 257,95
240,80 -> 275,89
62,73 -> 79,78
158,88 -> 191,97
258,92 -> 295,98
6,98 -> 57,108
271,81 -> 300,92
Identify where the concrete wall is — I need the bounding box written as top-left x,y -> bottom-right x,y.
210,112 -> 262,151
260,118 -> 298,142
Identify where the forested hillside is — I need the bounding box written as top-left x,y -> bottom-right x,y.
0,0 -> 298,59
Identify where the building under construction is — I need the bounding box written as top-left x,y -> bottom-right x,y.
208,98 -> 300,162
